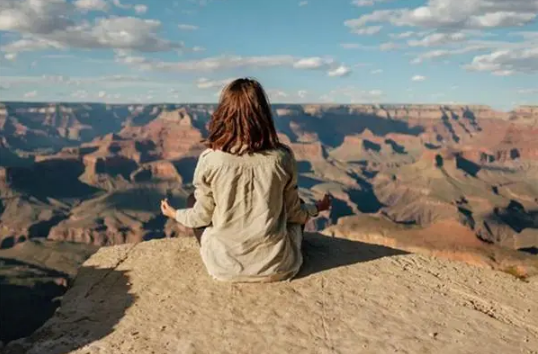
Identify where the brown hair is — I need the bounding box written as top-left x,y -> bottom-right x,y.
205,78 -> 282,155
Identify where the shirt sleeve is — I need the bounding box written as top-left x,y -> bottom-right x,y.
175,155 -> 215,228
284,150 -> 319,225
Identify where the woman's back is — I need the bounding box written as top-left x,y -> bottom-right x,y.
177,147 -> 318,282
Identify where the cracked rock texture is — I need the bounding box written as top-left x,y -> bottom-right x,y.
4,234 -> 538,354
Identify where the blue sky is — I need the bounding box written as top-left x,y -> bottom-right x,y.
0,0 -> 537,110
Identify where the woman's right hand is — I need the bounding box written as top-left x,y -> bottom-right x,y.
315,194 -> 332,212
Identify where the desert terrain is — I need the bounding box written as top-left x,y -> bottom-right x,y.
0,102 -> 537,344
3,236 -> 537,354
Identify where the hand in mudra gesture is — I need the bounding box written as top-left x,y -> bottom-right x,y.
160,198 -> 177,219
315,194 -> 332,213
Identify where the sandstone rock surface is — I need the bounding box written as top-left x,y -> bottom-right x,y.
5,235 -> 538,354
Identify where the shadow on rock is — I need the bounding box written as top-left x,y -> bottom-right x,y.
295,233 -> 408,279
3,265 -> 135,354
0,258 -> 70,344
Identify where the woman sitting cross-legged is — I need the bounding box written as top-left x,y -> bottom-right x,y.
160,78 -> 331,283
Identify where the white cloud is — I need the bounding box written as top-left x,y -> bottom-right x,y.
196,77 -> 234,89
0,74 -> 154,88
409,42 -> 500,64
352,25 -> 382,35
297,90 -> 307,98
112,0 -> 131,9
352,0 -> 391,7
344,0 -> 538,30
389,31 -> 415,39
0,0 -> 73,34
112,1 -> 149,14
98,91 -> 106,98
74,0 -> 109,12
121,54 -> 296,71
71,89 -> 88,98
465,48 -> 538,75
267,90 -> 288,100
4,53 -> 17,61
299,1 -> 308,6
411,49 -> 451,64
518,88 -> 538,95
371,69 -> 383,74
117,54 -> 352,77
178,24 -> 199,31
408,32 -> 466,47
411,75 -> 426,81
293,57 -> 352,76
134,5 -> 148,14
344,9 -> 397,30
293,57 -> 333,69
1,16 -> 182,53
24,90 -> 37,98
327,65 -> 352,77
379,42 -> 400,51
340,43 -> 376,50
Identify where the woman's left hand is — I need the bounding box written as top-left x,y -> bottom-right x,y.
160,198 -> 177,218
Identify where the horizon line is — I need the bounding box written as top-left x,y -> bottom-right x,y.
2,101 -> 537,113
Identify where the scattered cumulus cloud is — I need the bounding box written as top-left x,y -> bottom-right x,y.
24,90 -> 37,98
340,43 -> 376,50
299,1 -> 308,6
352,0 -> 391,7
517,88 -> 538,95
267,90 -> 288,100
352,25 -> 382,35
196,77 -> 234,89
411,75 -> 426,82
379,42 -> 400,51
71,89 -> 88,99
116,54 -> 352,78
74,0 -> 109,12
345,1 -> 538,30
112,0 -> 130,10
344,1 -> 538,77
0,10 -> 183,53
389,31 -> 416,39
4,53 -> 17,61
371,69 -> 383,74
178,24 -> 199,31
464,48 -> 538,75
408,32 -> 466,47
134,5 -> 148,14
293,57 -> 332,69
327,65 -> 352,77
0,0 -> 74,34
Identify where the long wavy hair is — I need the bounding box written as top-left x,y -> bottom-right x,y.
205,78 -> 282,155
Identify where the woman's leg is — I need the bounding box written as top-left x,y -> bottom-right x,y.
187,193 -> 204,245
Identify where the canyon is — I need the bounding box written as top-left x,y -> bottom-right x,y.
0,102 -> 537,344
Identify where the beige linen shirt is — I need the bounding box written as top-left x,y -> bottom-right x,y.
175,147 -> 318,283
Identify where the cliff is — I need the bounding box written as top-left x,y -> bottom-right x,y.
4,234 -> 537,354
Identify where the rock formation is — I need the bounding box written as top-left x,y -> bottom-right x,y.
3,236 -> 537,354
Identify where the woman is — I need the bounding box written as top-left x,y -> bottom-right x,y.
160,78 -> 331,283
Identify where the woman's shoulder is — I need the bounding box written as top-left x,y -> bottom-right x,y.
274,144 -> 295,162
197,146 -> 294,168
